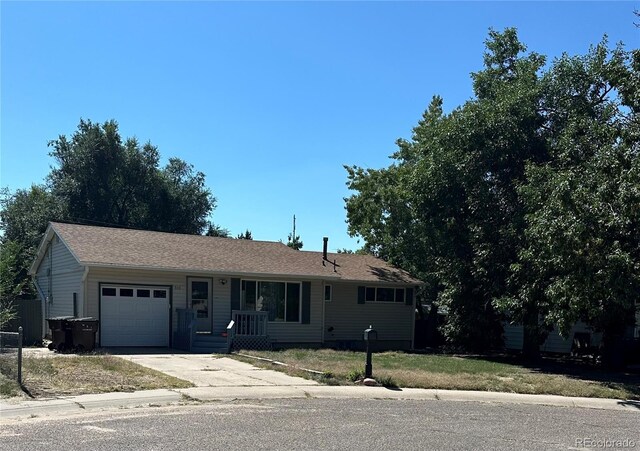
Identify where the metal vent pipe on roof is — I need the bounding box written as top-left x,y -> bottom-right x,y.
323,237 -> 328,260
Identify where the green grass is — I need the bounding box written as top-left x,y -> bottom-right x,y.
233,349 -> 640,400
0,354 -> 193,399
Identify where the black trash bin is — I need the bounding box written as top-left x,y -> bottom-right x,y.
67,318 -> 99,352
46,316 -> 74,352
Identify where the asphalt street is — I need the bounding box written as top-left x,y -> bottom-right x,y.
2,398 -> 639,450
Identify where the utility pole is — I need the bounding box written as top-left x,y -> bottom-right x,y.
292,214 -> 296,242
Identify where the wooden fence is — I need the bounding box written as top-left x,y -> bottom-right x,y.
4,299 -> 42,345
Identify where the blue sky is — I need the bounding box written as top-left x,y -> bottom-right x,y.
1,2 -> 638,251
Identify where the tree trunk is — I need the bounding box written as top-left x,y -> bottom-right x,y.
601,328 -> 625,370
522,302 -> 541,361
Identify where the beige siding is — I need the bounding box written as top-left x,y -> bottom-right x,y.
212,278 -> 231,334
267,280 -> 323,344
504,321 -> 602,353
87,269 -> 237,342
35,236 -> 83,320
324,282 -> 414,343
87,268 -> 187,341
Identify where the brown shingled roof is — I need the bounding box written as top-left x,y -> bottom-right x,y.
49,222 -> 421,285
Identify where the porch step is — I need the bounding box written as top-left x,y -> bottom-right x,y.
192,334 -> 228,354
193,334 -> 228,344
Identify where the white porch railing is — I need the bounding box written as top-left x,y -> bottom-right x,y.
232,310 -> 268,336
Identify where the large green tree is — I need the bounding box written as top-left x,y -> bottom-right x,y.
0,185 -> 65,299
511,41 -> 640,361
0,240 -> 27,329
346,29 -> 545,351
1,119 -> 219,301
47,119 -> 215,234
345,29 -> 639,356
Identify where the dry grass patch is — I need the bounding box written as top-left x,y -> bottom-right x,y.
11,355 -> 192,398
233,349 -> 640,400
0,373 -> 21,397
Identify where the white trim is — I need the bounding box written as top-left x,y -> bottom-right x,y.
241,278 -> 302,324
187,277 -> 213,333
364,286 -> 406,304
411,286 -> 416,350
32,276 -> 47,339
28,223 -> 83,275
321,281 -> 326,344
324,284 -> 332,302
84,263 -> 341,281
28,225 -> 55,275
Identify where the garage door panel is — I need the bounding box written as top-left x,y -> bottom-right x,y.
100,285 -> 170,347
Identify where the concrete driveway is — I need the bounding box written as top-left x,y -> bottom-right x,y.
112,350 -> 318,388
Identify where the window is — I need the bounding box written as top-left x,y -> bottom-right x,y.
191,281 -> 209,300
377,288 -> 395,302
102,287 -> 116,296
365,287 -> 376,302
137,289 -> 150,298
366,287 -> 406,303
241,280 -> 257,311
191,281 -> 209,318
286,283 -> 300,322
153,290 -> 167,298
241,280 -> 301,323
120,288 -> 134,297
324,285 -> 332,302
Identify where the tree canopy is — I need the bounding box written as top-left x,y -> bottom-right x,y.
1,119 -> 218,302
47,119 -> 214,234
345,29 -> 639,355
237,229 -> 253,240
287,233 -> 303,250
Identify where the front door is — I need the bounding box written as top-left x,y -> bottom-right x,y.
188,278 -> 212,333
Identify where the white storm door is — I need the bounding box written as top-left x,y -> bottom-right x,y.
188,278 -> 212,333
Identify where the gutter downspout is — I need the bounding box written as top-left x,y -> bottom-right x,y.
321,281 -> 326,345
81,266 -> 89,317
411,286 -> 417,350
32,276 -> 47,340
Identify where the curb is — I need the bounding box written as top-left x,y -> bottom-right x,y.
2,385 -> 638,422
0,389 -> 184,421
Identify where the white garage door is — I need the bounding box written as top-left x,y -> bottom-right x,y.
100,285 -> 170,347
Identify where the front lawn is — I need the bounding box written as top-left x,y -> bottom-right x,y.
233,349 -> 640,400
1,354 -> 193,398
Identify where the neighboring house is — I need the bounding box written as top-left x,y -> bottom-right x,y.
504,316 -> 640,355
29,222 -> 421,352
503,322 -> 603,354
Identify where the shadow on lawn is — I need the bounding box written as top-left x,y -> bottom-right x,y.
464,353 -> 640,400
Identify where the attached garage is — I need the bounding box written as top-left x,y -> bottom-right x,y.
100,284 -> 171,347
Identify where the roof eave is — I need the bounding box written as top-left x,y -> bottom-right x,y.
84,263 -> 342,281
82,262 -> 422,284
28,224 -> 55,276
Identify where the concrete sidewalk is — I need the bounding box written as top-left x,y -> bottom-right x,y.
2,385 -> 638,421
114,353 -> 319,387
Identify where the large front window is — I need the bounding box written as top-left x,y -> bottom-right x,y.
241,280 -> 301,322
365,286 -> 405,303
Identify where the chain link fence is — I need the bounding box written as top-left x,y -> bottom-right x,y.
0,327 -> 23,385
